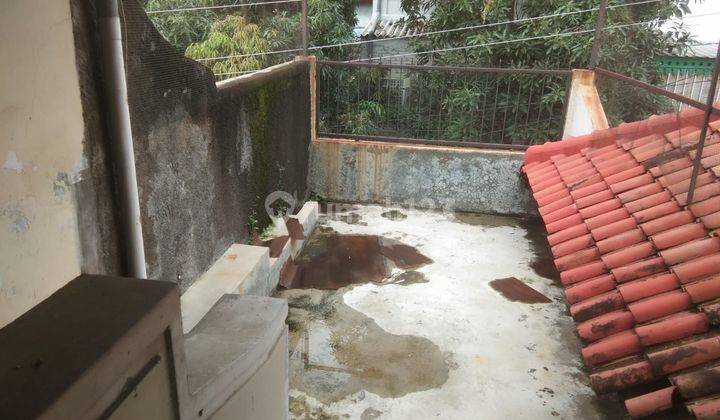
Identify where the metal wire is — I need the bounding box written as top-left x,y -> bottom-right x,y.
190,0 -> 665,62
146,0 -> 301,14
351,14 -> 720,63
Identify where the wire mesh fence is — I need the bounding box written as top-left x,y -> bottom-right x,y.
317,61 -> 571,147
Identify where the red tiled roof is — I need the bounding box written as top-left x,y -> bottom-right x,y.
522,104 -> 720,419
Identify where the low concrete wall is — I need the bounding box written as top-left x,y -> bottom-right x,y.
308,138 -> 536,216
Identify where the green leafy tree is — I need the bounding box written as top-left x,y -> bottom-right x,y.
397,0 -> 697,137
144,0 -> 357,78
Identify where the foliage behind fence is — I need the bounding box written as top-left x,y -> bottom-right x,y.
317,62 -> 571,146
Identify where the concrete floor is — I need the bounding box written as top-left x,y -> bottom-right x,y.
275,204 -> 624,420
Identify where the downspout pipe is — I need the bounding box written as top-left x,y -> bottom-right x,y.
97,0 -> 147,278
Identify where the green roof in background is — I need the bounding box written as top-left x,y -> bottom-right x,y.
656,43 -> 717,75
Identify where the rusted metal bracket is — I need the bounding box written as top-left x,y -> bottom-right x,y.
588,0 -> 607,69
687,43 -> 720,205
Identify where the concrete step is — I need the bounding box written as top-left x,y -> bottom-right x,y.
184,294 -> 288,419
181,244 -> 270,333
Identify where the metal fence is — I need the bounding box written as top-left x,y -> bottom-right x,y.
663,70 -> 720,112
316,61 -> 572,149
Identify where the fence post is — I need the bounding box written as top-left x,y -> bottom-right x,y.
588,0 -> 607,69
687,42 -> 720,205
301,0 -> 309,55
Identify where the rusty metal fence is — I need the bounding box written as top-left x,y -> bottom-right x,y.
316,61 -> 572,149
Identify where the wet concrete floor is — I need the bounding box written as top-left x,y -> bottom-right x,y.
275,205 -> 624,419
287,230 -> 432,290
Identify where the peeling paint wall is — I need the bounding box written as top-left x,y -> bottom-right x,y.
0,1 -> 86,327
308,139 -> 536,216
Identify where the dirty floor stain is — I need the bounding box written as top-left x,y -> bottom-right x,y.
278,288 -> 451,405
453,212 -> 520,227
490,277 -> 552,304
380,210 -> 407,221
383,270 -> 428,286
287,231 -> 432,290
520,218 -> 561,282
278,205 -> 624,419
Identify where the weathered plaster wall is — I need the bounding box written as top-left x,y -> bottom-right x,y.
121,1 -> 311,291
308,138 -> 535,216
0,1 -> 86,327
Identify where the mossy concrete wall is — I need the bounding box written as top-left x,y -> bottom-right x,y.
308,138 -> 535,216
121,1 -> 311,291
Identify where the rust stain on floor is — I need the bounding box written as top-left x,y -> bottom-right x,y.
489,277 -> 552,304
286,231 -> 432,290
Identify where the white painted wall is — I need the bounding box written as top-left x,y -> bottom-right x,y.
0,1 -> 85,327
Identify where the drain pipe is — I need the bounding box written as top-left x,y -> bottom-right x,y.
97,0 -> 147,278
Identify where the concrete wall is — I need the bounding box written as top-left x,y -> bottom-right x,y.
0,1 -> 89,328
308,138 -> 535,216
0,0 -> 312,327
121,0 -> 311,292
562,69 -> 609,139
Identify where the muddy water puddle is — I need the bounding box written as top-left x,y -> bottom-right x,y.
490,277 -> 552,304
286,230 -> 432,290
278,288 -> 452,405
519,218 -> 560,282
381,210 -> 407,221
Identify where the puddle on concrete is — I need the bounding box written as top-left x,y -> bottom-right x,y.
452,212 -> 521,227
287,231 -> 432,290
289,394 -> 338,420
519,218 -> 560,282
278,288 -> 451,405
383,270 -> 428,286
490,277 -> 552,304
361,407 -> 383,419
336,212 -> 367,226
381,210 -> 407,221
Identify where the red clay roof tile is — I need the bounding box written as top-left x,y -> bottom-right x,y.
646,334 -> 720,375
687,395 -> 720,419
635,312 -> 709,346
617,272 -> 680,303
565,274 -> 617,304
671,362 -> 720,399
523,106 -> 720,417
577,310 -> 635,342
589,358 -> 655,394
624,386 -> 676,419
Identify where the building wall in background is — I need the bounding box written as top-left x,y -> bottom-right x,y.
0,1 -> 86,327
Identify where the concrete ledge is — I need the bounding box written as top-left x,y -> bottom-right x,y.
184,295 -> 288,419
181,245 -> 270,333
289,201 -> 319,258
308,138 -> 535,216
181,201 -> 319,332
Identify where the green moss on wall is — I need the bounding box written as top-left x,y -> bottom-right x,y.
246,78 -> 294,235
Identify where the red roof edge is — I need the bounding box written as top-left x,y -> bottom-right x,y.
524,105 -> 716,168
